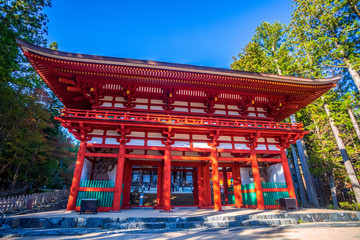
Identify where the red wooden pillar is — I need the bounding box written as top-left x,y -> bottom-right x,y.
204,163 -> 212,207
162,144 -> 172,211
197,165 -> 204,207
211,147 -> 222,211
67,141 -> 87,210
251,147 -> 265,209
113,141 -> 126,211
223,169 -> 229,204
193,167 -> 199,205
156,162 -> 163,209
233,165 -> 243,208
121,161 -> 132,209
280,147 -> 297,206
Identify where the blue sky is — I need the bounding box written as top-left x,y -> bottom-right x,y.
45,0 -> 293,69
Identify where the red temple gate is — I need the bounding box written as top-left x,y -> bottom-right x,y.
17,39 -> 340,211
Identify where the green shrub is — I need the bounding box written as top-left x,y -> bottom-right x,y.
326,204 -> 335,209
339,202 -> 360,211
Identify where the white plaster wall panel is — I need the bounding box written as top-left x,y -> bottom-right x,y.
89,129 -> 104,135
190,108 -> 205,113
193,142 -> 211,148
248,112 -> 256,117
147,150 -> 162,155
108,165 -> 116,182
150,105 -> 163,110
267,138 -> 277,143
234,136 -> 247,142
234,143 -> 250,150
258,113 -> 266,118
219,136 -> 231,141
105,138 -> 118,145
268,145 -> 280,151
151,99 -> 163,104
257,107 -> 266,112
100,96 -> 113,101
173,141 -> 191,148
268,163 -> 285,183
100,102 -> 112,107
218,143 -> 232,149
185,151 -> 199,156
240,167 -> 254,184
132,150 -> 145,155
107,130 -> 120,136
87,137 -> 103,144
258,138 -> 265,142
173,107 -> 188,112
228,111 -> 239,115
129,132 -> 145,137
248,107 -> 255,111
147,140 -> 164,147
148,132 -> 163,138
256,144 -> 267,150
227,105 -> 238,110
127,139 -> 145,146
173,101 -> 188,106
173,134 -> 190,139
81,158 -> 92,180
214,104 -> 226,109
135,98 -> 148,103
114,103 -> 125,108
171,151 -> 183,156
190,102 -> 204,107
221,152 -> 232,157
115,97 -> 124,101
192,135 -> 207,140
214,110 -> 226,115
133,105 -> 148,110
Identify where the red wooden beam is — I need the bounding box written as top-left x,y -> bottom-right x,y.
59,77 -> 76,85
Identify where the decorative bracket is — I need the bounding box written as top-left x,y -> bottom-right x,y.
122,86 -> 137,108
161,127 -> 175,146
265,97 -> 286,119
116,125 -> 131,144
276,133 -> 304,148
162,89 -> 176,111
204,93 -> 219,114
63,122 -> 92,142
238,96 -> 254,116
207,130 -> 220,148
245,131 -> 260,148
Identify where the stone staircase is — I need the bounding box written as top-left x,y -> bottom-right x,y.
2,211 -> 359,231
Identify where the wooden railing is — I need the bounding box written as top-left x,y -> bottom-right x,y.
0,189 -> 69,216
60,109 -> 304,131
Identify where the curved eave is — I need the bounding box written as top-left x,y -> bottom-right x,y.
17,39 -> 341,86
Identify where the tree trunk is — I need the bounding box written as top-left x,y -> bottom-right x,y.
290,114 -> 320,207
347,106 -> 360,143
323,100 -> 360,203
291,144 -> 308,207
315,176 -> 328,207
327,172 -> 339,208
347,64 -> 360,93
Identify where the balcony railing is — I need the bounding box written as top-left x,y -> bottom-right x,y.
60,108 -> 304,131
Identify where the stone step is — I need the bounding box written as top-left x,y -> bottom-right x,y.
241,218 -> 297,226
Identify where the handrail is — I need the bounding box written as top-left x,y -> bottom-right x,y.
60,108 -> 304,131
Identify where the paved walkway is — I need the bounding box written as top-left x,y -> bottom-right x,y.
10,226 -> 360,240
9,207 -> 356,219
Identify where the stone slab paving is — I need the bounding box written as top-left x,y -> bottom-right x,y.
6,226 -> 360,240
